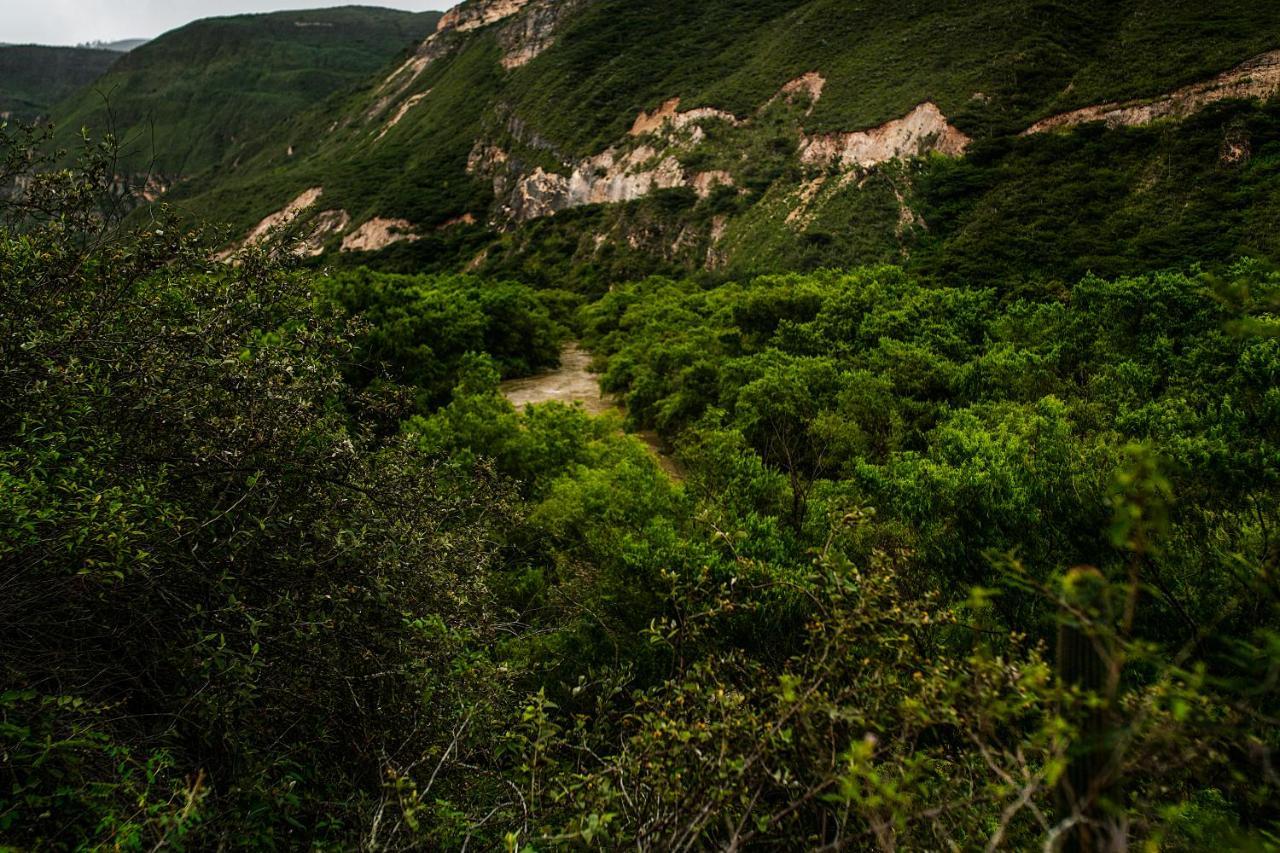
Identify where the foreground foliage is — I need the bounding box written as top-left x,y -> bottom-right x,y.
0,128 -> 509,847
3,128 -> 1279,849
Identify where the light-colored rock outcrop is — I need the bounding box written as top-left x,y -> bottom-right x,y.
439,213 -> 477,229
476,84 -> 973,226
768,72 -> 826,113
502,146 -> 687,221
630,98 -> 741,137
785,176 -> 828,229
800,102 -> 970,170
245,187 -> 324,243
468,143 -> 509,174
1025,49 -> 1280,134
298,210 -> 351,257
496,0 -> 583,68
369,0 -> 574,124
438,0 -> 532,33
377,91 -> 430,140
220,189 -> 348,260
692,170 -> 734,198
341,218 -> 421,252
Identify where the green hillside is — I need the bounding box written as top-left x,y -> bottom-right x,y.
155,0 -> 1280,287
0,46 -> 119,123
50,6 -> 442,179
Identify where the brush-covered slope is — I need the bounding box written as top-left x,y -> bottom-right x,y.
50,6 -> 442,181
0,46 -> 119,123
162,0 -> 1280,285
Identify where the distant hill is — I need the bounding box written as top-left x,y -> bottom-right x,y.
80,39 -> 151,53
0,46 -> 119,122
49,6 -> 442,180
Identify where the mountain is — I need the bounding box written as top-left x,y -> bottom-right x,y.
149,0 -> 1280,288
8,4 -> 1280,849
49,6 -> 442,183
0,46 -> 119,123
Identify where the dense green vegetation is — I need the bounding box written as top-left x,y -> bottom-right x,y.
4,119 -> 1280,848
0,46 -> 118,123
49,7 -> 441,178
319,268 -> 565,409
8,1 -> 1280,848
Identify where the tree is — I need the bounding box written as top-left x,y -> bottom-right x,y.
0,125 -> 509,847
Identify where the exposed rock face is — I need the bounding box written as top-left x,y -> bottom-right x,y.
468,96 -> 753,222
468,143 -> 509,174
786,176 -> 828,229
341,218 -> 421,252
438,0 -> 533,33
439,213 -> 478,228
221,189 -> 348,259
1025,50 -> 1280,134
377,91 -> 430,140
800,102 -> 970,170
246,187 -> 324,243
475,87 -> 971,226
496,0 -> 584,68
630,98 -> 741,136
483,140 -> 694,222
692,170 -> 734,198
769,72 -> 826,113
369,0 -> 582,122
299,210 -> 352,257
500,147 -> 686,221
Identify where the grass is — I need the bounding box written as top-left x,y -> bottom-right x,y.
50,6 -> 441,177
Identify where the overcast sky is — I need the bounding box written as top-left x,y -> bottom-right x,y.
1,0 -> 454,46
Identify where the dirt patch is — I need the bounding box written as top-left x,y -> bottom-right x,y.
629,98 -> 740,137
438,0 -> 532,33
768,72 -> 826,113
377,91 -> 429,140
497,0 -> 583,69
298,209 -> 352,257
786,176 -> 828,229
692,170 -> 734,198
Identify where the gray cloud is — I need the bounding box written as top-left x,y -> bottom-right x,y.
1,0 -> 454,46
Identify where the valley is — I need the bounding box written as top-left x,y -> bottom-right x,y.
2,1 -> 1280,849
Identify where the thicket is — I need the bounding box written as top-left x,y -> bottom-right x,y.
0,128 -> 510,847
4,128 -> 1280,849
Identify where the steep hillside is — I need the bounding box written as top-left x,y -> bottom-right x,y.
159,0 -> 1280,286
50,6 -> 442,183
0,46 -> 119,123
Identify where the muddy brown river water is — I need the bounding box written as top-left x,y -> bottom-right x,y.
500,343 -> 683,478
498,344 -> 614,415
